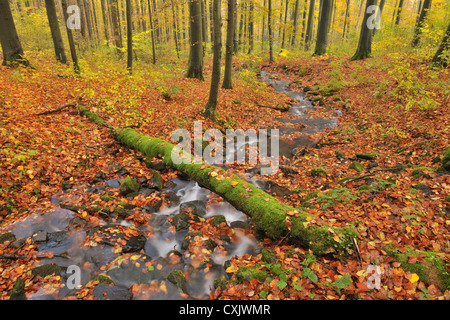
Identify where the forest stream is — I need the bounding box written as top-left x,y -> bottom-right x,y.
3,70 -> 340,300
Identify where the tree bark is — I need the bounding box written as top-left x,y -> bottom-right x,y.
304,0 -> 315,51
394,0 -> 404,25
313,0 -> 333,55
44,0 -> 67,64
148,0 -> 157,64
61,0 -> 80,73
126,0 -> 133,73
268,0 -> 273,63
171,0 -> 180,58
281,0 -> 289,49
350,0 -> 377,61
411,0 -> 432,47
431,22 -> 450,68
0,0 -> 27,66
291,0 -> 299,46
343,0 -> 350,38
109,0 -> 123,58
203,0 -> 222,121
222,0 -> 235,89
186,0 -> 204,80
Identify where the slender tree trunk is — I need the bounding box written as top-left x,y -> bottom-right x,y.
304,0 -> 315,50
247,0 -> 254,54
171,0 -> 180,58
343,0 -> 350,38
61,0 -> 79,73
281,0 -> 289,49
431,22 -> 450,68
351,0 -> 377,61
395,0 -> 404,25
126,0 -> 133,73
148,0 -> 157,64
223,0 -> 235,89
373,0 -> 385,36
233,1 -> 238,53
291,0 -> 299,46
203,0 -> 222,121
109,0 -> 123,58
100,0 -> 111,43
44,0 -> 67,64
261,0 -> 266,51
186,0 -> 204,80
268,0 -> 273,62
0,0 -> 27,66
411,0 -> 432,47
313,0 -> 332,55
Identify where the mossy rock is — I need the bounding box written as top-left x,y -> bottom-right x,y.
441,148 -> 450,171
211,215 -> 227,227
0,232 -> 16,244
310,167 -> 327,178
356,152 -> 378,160
444,195 -> 450,202
213,278 -> 228,291
31,263 -> 62,278
236,266 -> 269,283
119,176 -> 140,196
93,274 -> 115,284
335,150 -> 345,160
261,249 -> 277,263
383,245 -> 450,292
149,169 -> 164,191
8,278 -> 25,300
167,270 -> 188,294
312,96 -> 323,102
349,161 -> 364,173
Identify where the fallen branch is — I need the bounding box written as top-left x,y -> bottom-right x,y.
35,103 -> 76,115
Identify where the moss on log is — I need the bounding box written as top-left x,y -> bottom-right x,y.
116,128 -> 357,256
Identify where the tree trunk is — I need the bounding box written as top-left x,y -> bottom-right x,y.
222,0 -> 235,89
114,128 -> 357,257
431,22 -> 450,68
0,0 -> 27,66
148,0 -> 157,64
291,0 -> 299,46
304,0 -> 315,51
100,0 -> 111,43
395,0 -> 404,25
268,0 -> 273,63
247,0 -> 254,54
109,0 -> 123,58
313,0 -> 332,55
281,0 -> 289,49
343,0 -> 350,38
61,0 -> 79,73
171,0 -> 180,58
186,0 -> 204,80
351,0 -> 377,61
411,0 -> 432,47
44,0 -> 67,64
126,0 -> 133,73
203,0 -> 222,121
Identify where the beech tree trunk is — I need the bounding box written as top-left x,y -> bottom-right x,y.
148,0 -> 157,64
351,0 -> 377,61
313,0 -> 333,55
44,0 -> 67,64
61,0 -> 79,73
203,0 -> 222,121
186,0 -> 204,80
126,0 -> 133,73
268,0 -> 273,63
0,0 -> 27,66
411,0 -> 432,47
431,22 -> 450,68
222,0 -> 236,89
304,0 -> 315,51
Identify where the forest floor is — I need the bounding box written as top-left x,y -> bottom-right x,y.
0,51 -> 449,300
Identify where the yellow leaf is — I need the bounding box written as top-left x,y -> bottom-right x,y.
160,283 -> 167,294
210,171 -> 218,177
131,255 -> 140,260
231,180 -> 239,187
409,273 -> 419,284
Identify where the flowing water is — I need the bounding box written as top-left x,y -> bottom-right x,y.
2,70 -> 340,300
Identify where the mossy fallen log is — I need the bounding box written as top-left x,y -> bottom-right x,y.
115,128 -> 357,257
